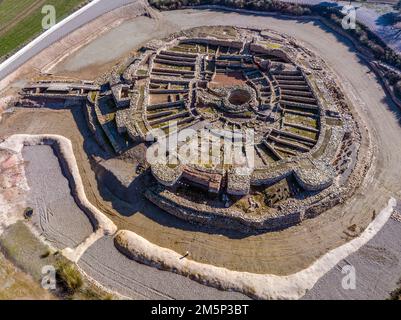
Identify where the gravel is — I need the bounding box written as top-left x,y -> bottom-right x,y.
78,236 -> 249,300
23,145 -> 94,249
303,216 -> 401,300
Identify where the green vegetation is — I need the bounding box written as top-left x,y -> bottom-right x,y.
89,91 -> 97,103
0,0 -> 88,60
285,114 -> 318,128
170,46 -> 190,53
325,117 -> 343,126
0,0 -> 39,27
170,44 -> 199,53
0,250 -> 53,300
104,112 -> 116,123
286,126 -> 317,140
178,43 -> 198,52
136,69 -> 148,76
167,162 -> 180,169
157,63 -> 193,71
198,44 -> 207,53
200,106 -> 215,114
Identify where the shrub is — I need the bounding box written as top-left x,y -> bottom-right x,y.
385,71 -> 401,85
56,261 -> 83,294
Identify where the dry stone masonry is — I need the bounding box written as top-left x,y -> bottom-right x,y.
18,26 -> 368,232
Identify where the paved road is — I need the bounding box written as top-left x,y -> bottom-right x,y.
0,0 -> 140,80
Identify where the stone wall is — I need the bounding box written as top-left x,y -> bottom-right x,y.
145,188 -> 303,232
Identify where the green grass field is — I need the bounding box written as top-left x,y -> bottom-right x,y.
0,0 -> 88,60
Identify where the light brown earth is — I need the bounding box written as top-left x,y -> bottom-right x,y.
209,72 -> 246,88
0,251 -> 54,300
1,8 -> 401,277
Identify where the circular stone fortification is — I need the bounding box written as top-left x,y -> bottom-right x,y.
77,26 -> 367,233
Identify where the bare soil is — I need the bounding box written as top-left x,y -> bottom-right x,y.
1,9 -> 401,278
209,72 -> 246,88
0,250 -> 54,300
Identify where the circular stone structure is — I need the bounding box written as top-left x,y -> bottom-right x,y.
44,26 -> 365,233
228,87 -> 252,106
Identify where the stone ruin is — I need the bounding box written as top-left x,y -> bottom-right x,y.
19,27 -> 367,233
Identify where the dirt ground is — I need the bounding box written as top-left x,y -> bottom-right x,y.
0,2 -> 150,90
1,9 -> 401,278
0,251 -> 54,300
209,72 -> 246,88
303,216 -> 401,300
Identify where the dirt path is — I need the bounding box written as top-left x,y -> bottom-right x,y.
303,215 -> 401,299
78,236 -> 248,300
1,9 -> 401,280
0,250 -> 54,300
0,0 -> 149,87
